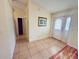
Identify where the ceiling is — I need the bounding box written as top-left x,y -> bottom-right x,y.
12,0 -> 27,13
33,0 -> 78,13
12,0 -> 78,13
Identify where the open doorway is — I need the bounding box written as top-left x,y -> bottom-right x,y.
18,18 -> 23,35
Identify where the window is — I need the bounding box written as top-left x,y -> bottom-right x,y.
65,17 -> 71,31
54,18 -> 62,30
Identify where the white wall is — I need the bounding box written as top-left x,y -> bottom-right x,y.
67,9 -> 78,49
0,0 -> 16,59
51,8 -> 78,49
28,0 -> 51,42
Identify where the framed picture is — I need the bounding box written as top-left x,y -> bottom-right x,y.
38,17 -> 47,26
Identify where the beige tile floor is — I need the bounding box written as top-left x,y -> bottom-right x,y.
13,37 -> 67,59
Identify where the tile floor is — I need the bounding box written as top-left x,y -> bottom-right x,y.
13,37 -> 67,59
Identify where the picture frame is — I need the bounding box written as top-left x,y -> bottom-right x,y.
38,17 -> 47,26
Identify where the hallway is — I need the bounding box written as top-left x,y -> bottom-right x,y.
0,0 -> 78,59
13,38 -> 67,59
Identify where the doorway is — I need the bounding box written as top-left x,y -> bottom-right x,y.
18,18 -> 23,35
